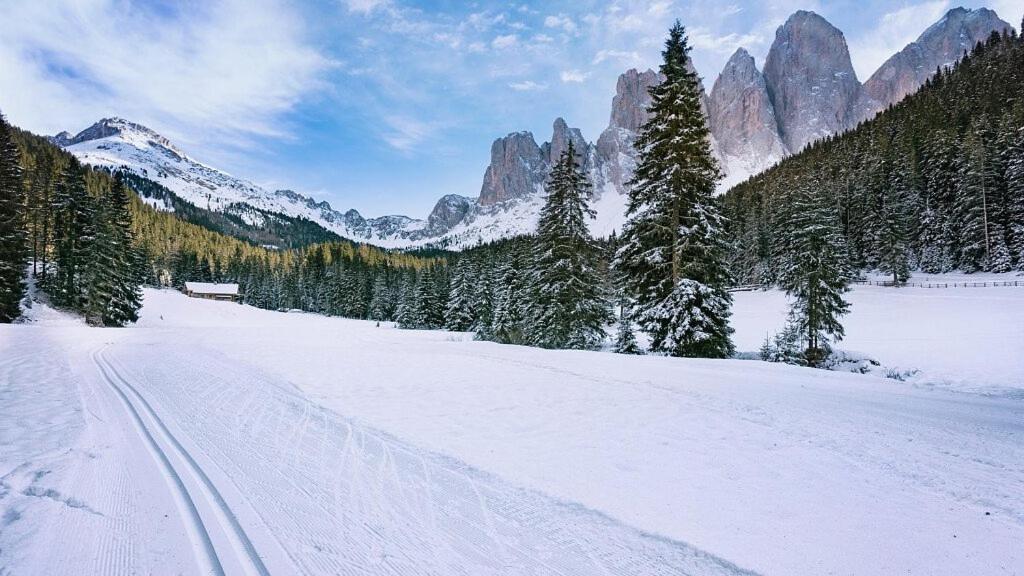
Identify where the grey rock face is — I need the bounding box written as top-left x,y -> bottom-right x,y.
48,131 -> 74,147
478,131 -> 546,206
596,69 -> 663,196
709,48 -> 786,177
545,117 -> 590,168
856,7 -> 1013,122
763,11 -> 861,153
425,194 -> 473,234
608,69 -> 663,133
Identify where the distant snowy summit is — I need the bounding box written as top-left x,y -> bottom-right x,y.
51,7 -> 1013,250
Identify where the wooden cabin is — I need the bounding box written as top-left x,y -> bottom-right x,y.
183,282 -> 240,302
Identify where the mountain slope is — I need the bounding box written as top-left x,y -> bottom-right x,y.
57,118 -> 433,248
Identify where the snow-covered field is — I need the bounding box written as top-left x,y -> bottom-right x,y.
2,279 -> 1022,575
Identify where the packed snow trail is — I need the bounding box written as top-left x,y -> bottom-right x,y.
92,347 -> 271,576
1,321 -> 757,575
94,339 -> 756,576
3,286 -> 1023,575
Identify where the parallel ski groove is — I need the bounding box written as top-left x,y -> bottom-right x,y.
96,349 -> 272,576
90,348 -> 225,576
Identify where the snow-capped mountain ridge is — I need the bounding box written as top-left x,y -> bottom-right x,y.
53,7 -> 1015,250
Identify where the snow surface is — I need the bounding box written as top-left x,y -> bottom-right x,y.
731,273 -> 1024,393
2,283 -> 1022,575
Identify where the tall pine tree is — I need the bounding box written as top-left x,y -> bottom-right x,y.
0,114 -> 26,322
614,21 -> 734,358
528,141 -> 610,349
776,182 -> 852,367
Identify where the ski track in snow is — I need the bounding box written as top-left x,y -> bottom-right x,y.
96,340 -> 756,576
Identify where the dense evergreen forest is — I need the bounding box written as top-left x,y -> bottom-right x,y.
723,28 -> 1024,284
1,22 -> 1020,364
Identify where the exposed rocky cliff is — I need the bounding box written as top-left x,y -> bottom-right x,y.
856,7 -> 1012,122
708,48 -> 787,186
763,11 -> 861,154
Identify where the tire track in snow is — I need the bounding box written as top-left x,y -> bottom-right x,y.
92,347 -> 272,576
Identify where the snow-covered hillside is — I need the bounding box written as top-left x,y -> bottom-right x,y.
58,118 -> 434,248
2,281 -> 1022,575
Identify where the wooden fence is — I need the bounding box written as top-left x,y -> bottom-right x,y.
728,280 -> 1023,292
852,280 -> 1023,288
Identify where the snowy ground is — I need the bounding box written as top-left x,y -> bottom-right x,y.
2,279 -> 1022,575
732,271 -> 1024,393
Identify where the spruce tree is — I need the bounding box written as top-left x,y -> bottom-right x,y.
879,168 -> 911,284
613,296 -> 642,355
614,21 -> 734,358
955,128 -> 999,271
445,259 -> 475,331
0,115 -> 26,322
491,256 -> 528,344
777,183 -> 852,367
50,163 -> 95,309
1006,127 -> 1024,269
412,266 -> 443,329
83,175 -> 142,326
528,141 -> 610,349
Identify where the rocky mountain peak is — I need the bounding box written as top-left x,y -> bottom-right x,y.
763,10 -> 860,153
426,194 -> 473,235
54,117 -> 186,159
478,131 -> 546,206
608,69 -> 663,133
546,117 -> 590,167
856,7 -> 1013,122
709,48 -> 786,186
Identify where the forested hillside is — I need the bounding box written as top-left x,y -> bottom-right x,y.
1,122 -> 445,324
723,28 -> 1024,284
118,171 -> 343,249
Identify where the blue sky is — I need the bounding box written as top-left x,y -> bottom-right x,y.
1,0 -> 1021,217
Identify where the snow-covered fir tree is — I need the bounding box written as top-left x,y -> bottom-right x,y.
411,266 -> 444,329
445,258 -> 475,331
612,296 -> 642,355
0,114 -> 25,322
50,162 -> 96,309
776,182 -> 852,367
528,141 -> 610,350
395,271 -> 418,328
83,175 -> 142,326
879,165 -> 912,284
491,252 -> 529,345
614,21 -> 734,358
368,274 -> 393,320
955,127 -> 1000,272
1006,126 -> 1024,269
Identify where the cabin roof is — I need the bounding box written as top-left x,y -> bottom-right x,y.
184,282 -> 239,295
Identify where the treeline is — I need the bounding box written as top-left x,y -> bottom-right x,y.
117,170 -> 343,249
724,28 -> 1024,284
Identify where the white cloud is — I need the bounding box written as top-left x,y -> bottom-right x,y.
592,49 -> 642,65
508,80 -> 548,91
492,34 -> 519,49
689,27 -> 764,55
344,0 -> 389,15
848,1 -> 951,79
380,114 -> 436,152
0,0 -> 329,152
559,69 -> 589,83
544,14 -> 578,34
